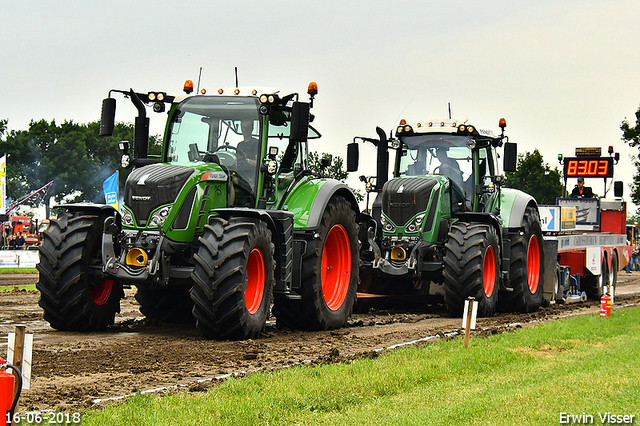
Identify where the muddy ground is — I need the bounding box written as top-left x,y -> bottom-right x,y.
2,273 -> 640,413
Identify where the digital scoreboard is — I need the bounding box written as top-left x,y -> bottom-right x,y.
563,156 -> 613,178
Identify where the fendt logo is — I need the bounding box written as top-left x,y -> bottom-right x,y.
131,195 -> 152,201
137,173 -> 151,185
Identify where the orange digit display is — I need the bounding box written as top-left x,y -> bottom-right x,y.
563,157 -> 613,178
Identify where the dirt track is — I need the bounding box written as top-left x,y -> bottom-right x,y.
2,273 -> 640,413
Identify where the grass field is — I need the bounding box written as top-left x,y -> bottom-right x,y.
81,306 -> 640,426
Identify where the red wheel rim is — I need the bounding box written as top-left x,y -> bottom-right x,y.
321,224 -> 351,311
245,248 -> 265,314
91,279 -> 113,306
483,245 -> 496,297
527,235 -> 541,293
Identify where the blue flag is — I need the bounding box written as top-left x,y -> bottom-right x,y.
103,171 -> 119,210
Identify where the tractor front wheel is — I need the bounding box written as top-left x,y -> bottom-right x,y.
190,217 -> 274,340
442,222 -> 500,317
36,212 -> 123,331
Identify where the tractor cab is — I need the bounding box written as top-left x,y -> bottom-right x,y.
394,118 -> 507,213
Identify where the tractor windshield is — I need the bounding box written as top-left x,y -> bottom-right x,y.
398,134 -> 475,197
166,96 -> 262,191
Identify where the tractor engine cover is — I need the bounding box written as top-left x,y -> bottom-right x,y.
124,165 -> 194,227
381,178 -> 438,226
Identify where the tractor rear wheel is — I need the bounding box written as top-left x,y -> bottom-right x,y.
499,206 -> 544,313
442,222 -> 499,317
273,196 -> 359,330
190,217 -> 274,340
36,211 -> 123,331
135,286 -> 195,324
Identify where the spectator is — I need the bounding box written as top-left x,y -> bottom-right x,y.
627,242 -> 637,273
7,234 -> 16,250
15,232 -> 25,250
634,244 -> 640,271
570,177 -> 594,198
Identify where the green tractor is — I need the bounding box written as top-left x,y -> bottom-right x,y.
348,117 -> 544,316
36,81 -> 360,339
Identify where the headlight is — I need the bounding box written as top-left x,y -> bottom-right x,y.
406,213 -> 425,233
267,160 -> 277,174
149,206 -> 171,227
380,215 -> 396,233
121,206 -> 134,226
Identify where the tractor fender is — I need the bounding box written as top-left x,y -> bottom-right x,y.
212,208 -> 290,239
56,203 -> 119,217
499,188 -> 539,229
283,178 -> 359,231
306,180 -> 359,231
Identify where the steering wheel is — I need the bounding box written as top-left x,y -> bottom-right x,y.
213,146 -> 238,168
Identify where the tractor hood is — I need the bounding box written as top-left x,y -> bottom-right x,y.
381,177 -> 440,227
122,162 -> 230,229
124,164 -> 196,227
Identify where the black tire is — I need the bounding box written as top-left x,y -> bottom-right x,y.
36,212 -> 123,331
609,251 -> 618,296
443,222 -> 499,317
135,286 -> 195,324
499,206 -> 544,313
190,217 -> 274,340
273,196 -> 359,330
583,255 -> 609,299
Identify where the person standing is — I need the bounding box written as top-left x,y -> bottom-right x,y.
634,244 -> 640,271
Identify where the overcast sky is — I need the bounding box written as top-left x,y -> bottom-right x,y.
2,0 -> 640,212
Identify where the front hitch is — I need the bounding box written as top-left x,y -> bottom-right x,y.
101,216 -> 158,282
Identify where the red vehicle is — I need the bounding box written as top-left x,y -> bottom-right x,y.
2,216 -> 41,247
539,146 -> 630,303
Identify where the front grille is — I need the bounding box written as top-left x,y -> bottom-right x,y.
124,165 -> 194,226
381,178 -> 438,226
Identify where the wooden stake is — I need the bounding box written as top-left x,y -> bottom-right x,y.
464,298 -> 474,348
11,325 -> 25,426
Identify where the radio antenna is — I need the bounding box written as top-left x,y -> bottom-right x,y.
196,67 -> 203,94
448,103 -> 452,119
235,67 -> 239,88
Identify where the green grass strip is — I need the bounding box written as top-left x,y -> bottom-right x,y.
0,267 -> 38,274
83,307 -> 640,426
0,283 -> 36,292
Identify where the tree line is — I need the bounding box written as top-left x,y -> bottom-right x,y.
3,108 -> 640,218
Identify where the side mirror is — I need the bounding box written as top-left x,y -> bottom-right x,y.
503,142 -> 517,172
100,98 -> 116,136
614,181 -> 623,197
289,102 -> 310,143
347,142 -> 359,172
